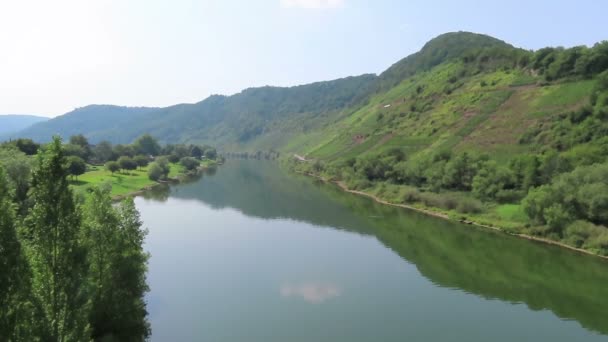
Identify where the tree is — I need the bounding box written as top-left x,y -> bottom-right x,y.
204,148 -> 217,160
190,145 -> 203,159
105,161 -> 120,174
68,134 -> 91,160
69,134 -> 89,149
133,134 -> 161,156
23,137 -> 90,341
10,139 -> 39,156
180,157 -> 200,171
93,141 -> 115,163
113,144 -> 135,158
0,147 -> 33,212
0,167 -> 30,341
134,155 -> 149,169
442,152 -> 479,191
65,156 -> 86,179
118,156 -> 137,172
83,188 -> 150,341
63,143 -> 87,159
147,162 -> 164,181
148,157 -> 170,181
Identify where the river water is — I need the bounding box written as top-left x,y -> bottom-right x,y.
135,160 -> 608,342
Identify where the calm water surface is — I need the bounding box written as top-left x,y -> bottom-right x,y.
136,160 -> 608,342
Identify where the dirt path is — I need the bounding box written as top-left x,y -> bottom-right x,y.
298,171 -> 608,261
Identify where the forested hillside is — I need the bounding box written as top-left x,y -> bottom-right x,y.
0,115 -> 47,137
13,75 -> 377,147
288,32 -> 608,256
7,31 -> 608,255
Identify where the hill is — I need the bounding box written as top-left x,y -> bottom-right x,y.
0,114 -> 48,137
5,31 -> 608,255
284,32 -> 608,256
12,75 -> 377,146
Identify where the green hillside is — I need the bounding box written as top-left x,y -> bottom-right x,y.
286,32 -> 608,256
0,114 -> 47,137
14,75 -> 377,147
6,31 -> 608,255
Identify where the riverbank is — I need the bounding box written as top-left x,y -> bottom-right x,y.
298,171 -> 608,260
71,161 -> 217,201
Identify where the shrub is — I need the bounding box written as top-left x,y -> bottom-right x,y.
65,156 -> 86,178
456,197 -> 483,214
148,162 -> 164,181
105,161 -> 120,174
180,157 -> 200,171
134,155 -> 149,169
117,156 -> 137,171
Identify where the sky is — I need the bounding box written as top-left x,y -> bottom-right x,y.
1,0 -> 607,117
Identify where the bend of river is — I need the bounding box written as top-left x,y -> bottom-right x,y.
136,160 -> 608,342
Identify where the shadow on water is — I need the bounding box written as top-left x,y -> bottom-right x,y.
146,160 -> 608,336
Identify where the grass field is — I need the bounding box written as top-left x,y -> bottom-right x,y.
70,160 -> 214,198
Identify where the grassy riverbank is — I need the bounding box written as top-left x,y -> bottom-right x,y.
71,160 -> 216,199
285,160 -> 608,259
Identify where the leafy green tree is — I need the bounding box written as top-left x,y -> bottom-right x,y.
65,156 -> 87,179
0,167 -> 31,341
523,162 -> 608,229
134,134 -> 161,156
68,134 -> 91,160
472,161 -> 515,201
93,141 -> 115,163
204,148 -> 217,160
113,144 -> 135,158
147,162 -> 164,181
134,155 -> 149,169
63,143 -> 87,159
118,156 -> 137,171
14,139 -> 39,156
190,145 -> 203,159
180,157 -> 200,171
105,161 -> 120,174
442,152 -> 479,191
23,137 -> 90,341
0,147 -> 33,211
148,157 -> 171,181
82,188 -> 150,341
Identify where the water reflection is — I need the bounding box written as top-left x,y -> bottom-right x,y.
280,282 -> 342,304
148,160 -> 608,336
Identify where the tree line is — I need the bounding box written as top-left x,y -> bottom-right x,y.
0,137 -> 149,341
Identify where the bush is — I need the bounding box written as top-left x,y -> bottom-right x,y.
168,154 -> 180,163
147,163 -> 164,181
456,197 -> 483,214
564,220 -> 608,254
117,156 -> 137,171
65,156 -> 86,178
134,155 -> 149,169
105,161 -> 120,174
180,157 -> 200,171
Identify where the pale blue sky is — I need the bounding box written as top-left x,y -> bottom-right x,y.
0,0 -> 606,116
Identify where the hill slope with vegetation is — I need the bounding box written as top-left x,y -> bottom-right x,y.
13,75 -> 377,148
6,31 -> 608,255
287,32 -> 608,256
0,114 -> 47,137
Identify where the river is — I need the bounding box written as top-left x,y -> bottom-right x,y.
135,160 -> 608,342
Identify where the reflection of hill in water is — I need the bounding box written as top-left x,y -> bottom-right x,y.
161,160 -> 608,336
165,160 -> 374,233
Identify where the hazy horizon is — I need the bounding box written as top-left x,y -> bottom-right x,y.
1,0 -> 607,118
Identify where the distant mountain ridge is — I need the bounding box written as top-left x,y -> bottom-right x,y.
6,31 -> 607,156
0,114 -> 48,138
11,74 -> 377,146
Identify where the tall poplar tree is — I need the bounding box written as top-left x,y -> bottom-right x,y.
23,137 -> 90,341
83,187 -> 150,341
0,167 -> 30,340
